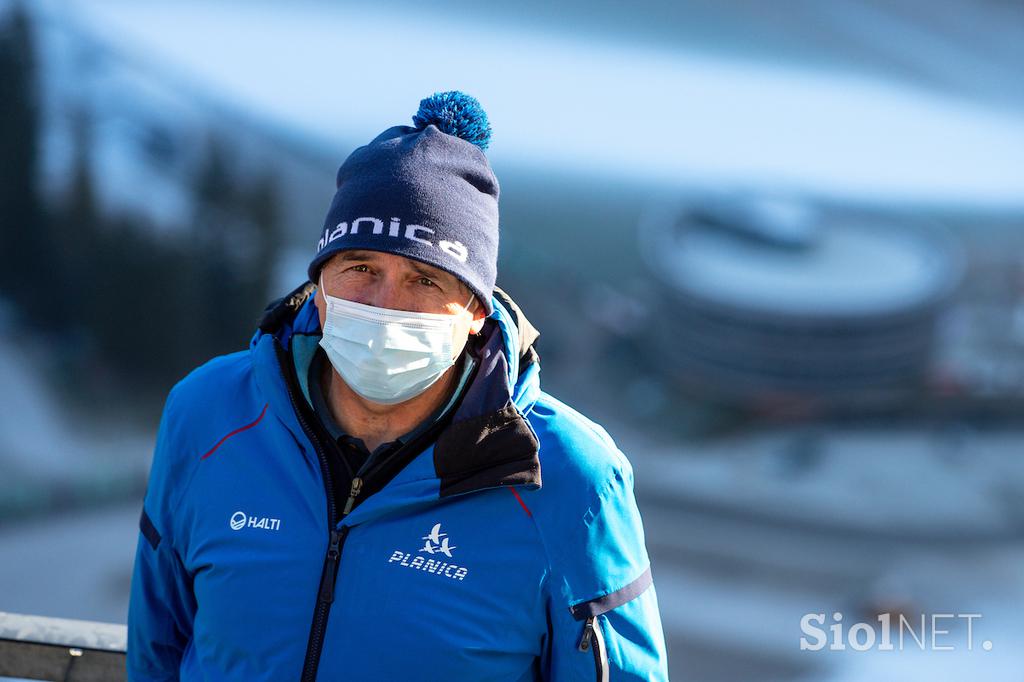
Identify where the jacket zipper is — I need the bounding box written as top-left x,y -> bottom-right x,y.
303,480 -> 363,681
279,338 -> 480,680
277,342 -> 343,682
315,475 -> 363,604
577,615 -> 609,682
342,477 -> 362,515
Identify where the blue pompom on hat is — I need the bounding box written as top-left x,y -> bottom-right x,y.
412,90 -> 493,150
308,91 -> 500,315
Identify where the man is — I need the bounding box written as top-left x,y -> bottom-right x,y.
127,91 -> 669,681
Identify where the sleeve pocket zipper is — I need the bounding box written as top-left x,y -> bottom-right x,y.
577,614 -> 609,682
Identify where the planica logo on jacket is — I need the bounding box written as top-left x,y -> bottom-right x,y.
127,283 -> 669,681
386,523 -> 469,581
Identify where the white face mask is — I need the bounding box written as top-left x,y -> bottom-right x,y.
317,273 -> 475,405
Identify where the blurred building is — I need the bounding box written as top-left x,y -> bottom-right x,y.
640,195 -> 964,411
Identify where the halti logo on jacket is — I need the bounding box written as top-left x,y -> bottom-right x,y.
388,522 -> 468,581
229,510 -> 281,532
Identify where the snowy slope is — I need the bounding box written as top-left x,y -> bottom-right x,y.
0,327 -> 152,517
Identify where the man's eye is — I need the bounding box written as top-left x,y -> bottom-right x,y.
418,276 -> 436,287
350,264 -> 370,273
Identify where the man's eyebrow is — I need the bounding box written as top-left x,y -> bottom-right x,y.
335,250 -> 381,262
407,260 -> 447,280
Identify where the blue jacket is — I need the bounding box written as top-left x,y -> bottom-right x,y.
127,283 -> 669,681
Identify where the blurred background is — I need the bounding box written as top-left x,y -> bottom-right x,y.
1,0 -> 1023,679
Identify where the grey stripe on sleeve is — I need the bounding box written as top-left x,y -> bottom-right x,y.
568,566 -> 653,620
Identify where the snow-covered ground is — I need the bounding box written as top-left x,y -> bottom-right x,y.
0,323 -> 152,519
636,426 -> 1024,539
0,504 -> 138,625
619,423 -> 1024,681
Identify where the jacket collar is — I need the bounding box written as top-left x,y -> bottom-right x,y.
249,282 -> 543,504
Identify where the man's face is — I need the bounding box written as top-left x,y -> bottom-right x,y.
315,249 -> 488,359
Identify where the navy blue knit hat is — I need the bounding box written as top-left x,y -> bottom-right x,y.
308,91 -> 500,314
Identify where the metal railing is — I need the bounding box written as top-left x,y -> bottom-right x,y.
0,611 -> 126,682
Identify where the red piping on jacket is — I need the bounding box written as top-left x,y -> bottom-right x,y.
509,486 -> 532,518
200,403 -> 269,460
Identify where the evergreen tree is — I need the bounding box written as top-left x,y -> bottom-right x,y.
55,106 -> 102,332
188,137 -> 242,359
242,169 -> 283,314
0,2 -> 45,310
188,138 -> 283,360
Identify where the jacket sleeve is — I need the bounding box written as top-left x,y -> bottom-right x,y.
539,456 -> 670,681
126,387 -> 197,681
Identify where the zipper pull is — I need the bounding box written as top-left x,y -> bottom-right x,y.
318,529 -> 343,604
578,615 -> 596,651
342,477 -> 363,516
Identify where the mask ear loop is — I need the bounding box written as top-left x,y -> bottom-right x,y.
462,292 -> 481,336
318,271 -> 342,306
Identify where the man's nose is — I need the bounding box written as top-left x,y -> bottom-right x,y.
362,275 -> 404,311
